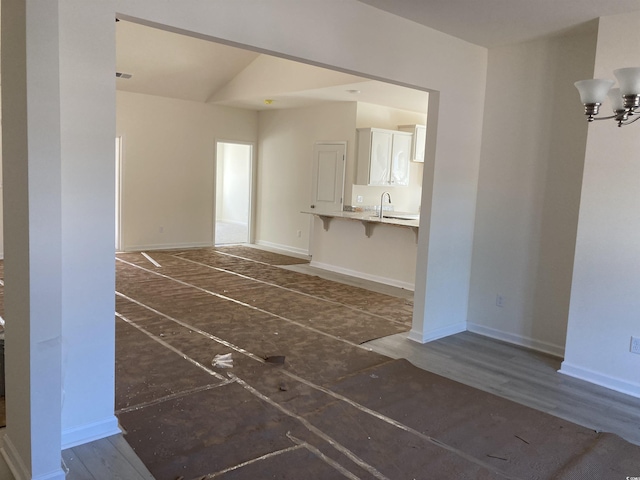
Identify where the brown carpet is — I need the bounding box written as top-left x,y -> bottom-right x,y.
113,248 -> 640,480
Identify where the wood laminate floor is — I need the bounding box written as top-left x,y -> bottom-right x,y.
366,331 -> 640,447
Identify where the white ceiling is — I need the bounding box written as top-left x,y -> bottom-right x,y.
116,1 -> 640,109
356,0 -> 640,48
116,20 -> 260,103
116,20 -> 429,112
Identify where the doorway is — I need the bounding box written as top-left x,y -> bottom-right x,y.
215,141 -> 254,245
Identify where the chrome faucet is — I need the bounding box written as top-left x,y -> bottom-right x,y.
379,192 -> 391,219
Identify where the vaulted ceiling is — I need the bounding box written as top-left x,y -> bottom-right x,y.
116,1 -> 640,110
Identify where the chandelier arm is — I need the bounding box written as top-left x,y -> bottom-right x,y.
620,115 -> 640,125
590,114 -> 619,121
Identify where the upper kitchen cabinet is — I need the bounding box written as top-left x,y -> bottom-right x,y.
356,128 -> 412,186
398,124 -> 426,162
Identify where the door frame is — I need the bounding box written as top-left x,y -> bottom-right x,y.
115,136 -> 123,252
213,139 -> 256,245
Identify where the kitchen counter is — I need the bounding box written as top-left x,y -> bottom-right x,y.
302,210 -> 419,240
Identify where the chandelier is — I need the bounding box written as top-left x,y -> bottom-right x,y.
575,67 -> 640,126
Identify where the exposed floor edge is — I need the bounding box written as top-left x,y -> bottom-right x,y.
280,263 -> 414,301
365,331 -> 640,446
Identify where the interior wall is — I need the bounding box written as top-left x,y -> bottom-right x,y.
256,101 -> 357,254
115,0 -> 489,344
561,12 -> 640,397
467,26 -> 597,357
310,216 -> 418,289
352,102 -> 426,213
116,90 -> 258,250
0,117 -> 3,259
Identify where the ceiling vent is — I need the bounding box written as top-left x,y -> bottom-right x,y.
116,72 -> 133,79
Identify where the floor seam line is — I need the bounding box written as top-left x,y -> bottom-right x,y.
115,311 -> 227,382
115,381 -> 232,415
170,252 -> 410,327
115,292 -> 518,479
114,302 -> 384,480
116,257 -> 372,350
202,444 -> 305,479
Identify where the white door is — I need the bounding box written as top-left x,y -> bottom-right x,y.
310,142 -> 346,213
215,142 -> 253,245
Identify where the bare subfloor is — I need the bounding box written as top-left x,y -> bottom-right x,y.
113,247 -> 640,479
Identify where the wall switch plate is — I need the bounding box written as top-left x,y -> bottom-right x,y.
495,294 -> 505,307
296,230 -> 302,238
631,336 -> 640,354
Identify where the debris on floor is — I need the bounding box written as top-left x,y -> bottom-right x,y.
212,353 -> 233,368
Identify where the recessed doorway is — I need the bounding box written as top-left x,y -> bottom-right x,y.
214,141 -> 254,245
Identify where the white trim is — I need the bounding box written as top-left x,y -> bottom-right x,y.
255,240 -> 309,258
214,140 -> 256,246
1,432 -> 65,480
559,361 -> 640,399
61,415 -> 121,450
1,433 -> 30,480
467,322 -> 565,358
122,241 -> 213,252
407,322 -> 466,344
115,136 -> 123,252
309,260 -> 414,291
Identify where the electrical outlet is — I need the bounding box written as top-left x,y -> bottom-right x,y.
631,336 -> 640,354
357,195 -> 364,203
495,294 -> 505,307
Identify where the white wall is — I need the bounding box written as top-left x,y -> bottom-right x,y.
256,101 -> 357,254
116,90 -> 258,250
561,12 -> 640,397
0,115 -> 3,259
353,102 -> 426,213
310,216 -> 418,289
2,1 -> 119,476
467,27 -> 597,356
116,0 -> 489,345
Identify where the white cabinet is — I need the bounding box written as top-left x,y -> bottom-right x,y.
356,128 -> 412,186
398,124 -> 426,162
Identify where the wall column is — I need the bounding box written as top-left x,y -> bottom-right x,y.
1,1 -> 118,478
1,1 -> 65,478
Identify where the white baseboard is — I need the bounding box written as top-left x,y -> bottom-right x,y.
559,362 -> 640,399
61,415 -> 121,450
122,241 -> 213,252
309,261 -> 414,291
467,322 -> 565,358
255,240 -> 309,258
1,433 -> 66,480
407,322 -> 466,343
